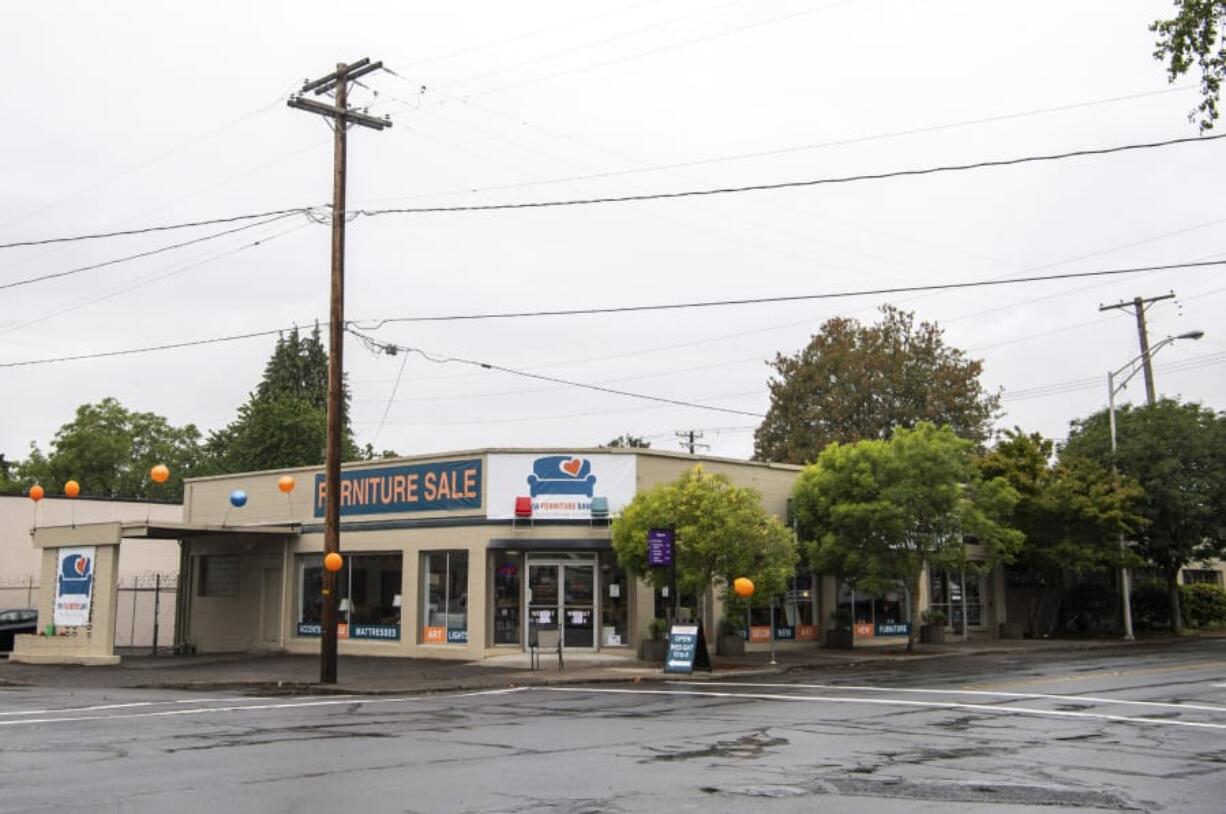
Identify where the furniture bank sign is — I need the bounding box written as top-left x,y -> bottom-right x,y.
487,454 -> 636,519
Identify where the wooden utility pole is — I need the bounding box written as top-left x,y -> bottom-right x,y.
1099,292 -> 1174,406
676,429 -> 708,455
289,59 -> 390,684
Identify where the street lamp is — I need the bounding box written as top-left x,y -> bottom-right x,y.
1107,330 -> 1204,640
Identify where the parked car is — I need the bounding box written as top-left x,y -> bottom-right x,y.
0,608 -> 38,652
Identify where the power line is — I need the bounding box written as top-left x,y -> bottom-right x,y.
347,328 -> 765,418
0,211 -> 304,291
4,256 -> 1222,370
0,206 -> 317,250
364,85 -> 1196,204
357,133 -> 1226,217
350,258 -> 1226,325
0,326 -> 293,369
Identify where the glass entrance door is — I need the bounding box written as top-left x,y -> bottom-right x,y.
526,559 -> 596,650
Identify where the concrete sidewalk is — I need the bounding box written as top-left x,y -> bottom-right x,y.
0,634 -> 1213,696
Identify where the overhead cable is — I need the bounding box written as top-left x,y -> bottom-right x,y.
351,258 -> 1226,326
358,133 -> 1226,216
0,207 -> 318,250
347,328 -> 766,418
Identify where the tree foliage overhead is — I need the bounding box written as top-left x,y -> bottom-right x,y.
611,465 -> 797,608
202,325 -> 362,474
753,306 -> 999,465
18,397 -> 201,500
792,423 -> 1022,651
1152,1 -> 1226,131
1062,399 -> 1226,633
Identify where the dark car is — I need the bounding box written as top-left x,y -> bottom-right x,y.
0,608 -> 38,653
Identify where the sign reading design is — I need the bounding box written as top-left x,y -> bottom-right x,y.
313,460 -> 482,518
487,454 -> 636,519
54,546 -> 96,627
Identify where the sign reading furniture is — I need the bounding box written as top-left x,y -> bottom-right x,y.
313,460 -> 482,517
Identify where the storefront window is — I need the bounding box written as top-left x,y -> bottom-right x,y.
492,551 -> 521,646
838,581 -> 911,638
930,569 -> 984,631
297,553 -> 402,640
599,553 -> 628,647
423,551 -> 468,644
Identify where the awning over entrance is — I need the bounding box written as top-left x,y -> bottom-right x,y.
487,538 -> 611,551
31,521 -> 300,548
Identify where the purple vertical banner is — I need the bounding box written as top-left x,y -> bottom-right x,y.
647,528 -> 674,567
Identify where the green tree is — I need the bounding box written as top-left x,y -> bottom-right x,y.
203,325 -> 360,474
18,398 -> 202,500
792,423 -> 1022,651
611,465 -> 797,620
976,429 -> 1145,635
754,305 -> 999,465
0,453 -> 25,495
602,434 -> 651,448
1152,1 -> 1226,130
1062,399 -> 1226,634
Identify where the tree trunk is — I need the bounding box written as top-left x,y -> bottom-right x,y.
1169,570 -> 1184,635
907,568 -> 922,653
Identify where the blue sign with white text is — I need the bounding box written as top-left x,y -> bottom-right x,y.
313,460 -> 482,517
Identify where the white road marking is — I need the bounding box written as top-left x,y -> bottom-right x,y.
0,686 -> 527,727
544,686 -> 1226,731
0,696 -> 279,717
668,681 -> 1226,715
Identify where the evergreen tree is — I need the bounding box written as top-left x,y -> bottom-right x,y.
203,325 -> 361,474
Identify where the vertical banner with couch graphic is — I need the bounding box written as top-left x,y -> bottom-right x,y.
53,546 -> 96,627
487,454 -> 636,519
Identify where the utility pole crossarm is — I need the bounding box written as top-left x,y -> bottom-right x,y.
286,96 -> 391,130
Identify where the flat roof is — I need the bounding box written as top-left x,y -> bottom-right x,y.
183,446 -> 802,484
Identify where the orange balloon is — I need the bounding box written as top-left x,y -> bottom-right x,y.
64,481 -> 80,498
733,577 -> 755,598
29,484 -> 44,502
324,552 -> 344,573
150,464 -> 170,484
278,475 -> 296,494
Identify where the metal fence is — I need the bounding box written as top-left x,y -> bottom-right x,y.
0,573 -> 178,653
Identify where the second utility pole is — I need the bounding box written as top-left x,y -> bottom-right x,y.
289,59 -> 390,685
1099,292 -> 1174,406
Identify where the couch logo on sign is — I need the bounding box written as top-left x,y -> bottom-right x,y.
527,456 -> 596,497
58,553 -> 93,596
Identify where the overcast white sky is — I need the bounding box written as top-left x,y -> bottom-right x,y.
2,0 -> 1223,465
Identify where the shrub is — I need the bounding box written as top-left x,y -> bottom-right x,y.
1130,580 -> 1171,630
648,617 -> 669,640
922,609 -> 947,626
1182,583 -> 1226,628
1062,583 -> 1118,633
830,608 -> 853,630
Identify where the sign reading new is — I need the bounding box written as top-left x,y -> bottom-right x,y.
313,460 -> 482,517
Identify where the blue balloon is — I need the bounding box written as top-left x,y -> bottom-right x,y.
229,489 -> 248,508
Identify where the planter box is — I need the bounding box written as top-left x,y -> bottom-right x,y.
920,623 -> 945,644
717,634 -> 745,657
640,638 -> 668,663
825,629 -> 854,649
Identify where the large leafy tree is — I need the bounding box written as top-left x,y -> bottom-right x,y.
203,325 -> 363,474
976,429 -> 1145,635
754,305 -> 999,464
1152,1 -> 1226,131
18,397 -> 202,500
1062,400 -> 1226,634
793,423 -> 1022,651
611,465 -> 797,620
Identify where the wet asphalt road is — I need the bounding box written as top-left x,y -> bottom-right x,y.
1,642 -> 1224,813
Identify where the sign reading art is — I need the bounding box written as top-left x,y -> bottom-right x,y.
313,460 -> 482,518
487,454 -> 636,520
54,546 -> 96,627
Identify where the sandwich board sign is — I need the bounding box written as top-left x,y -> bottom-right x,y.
663,623 -> 711,674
